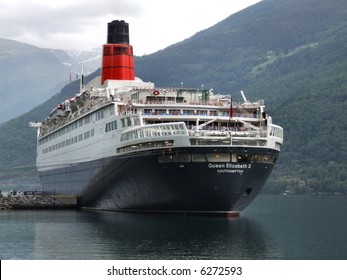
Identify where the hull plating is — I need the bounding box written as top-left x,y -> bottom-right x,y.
38,147 -> 278,213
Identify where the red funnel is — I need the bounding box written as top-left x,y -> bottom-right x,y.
101,20 -> 135,84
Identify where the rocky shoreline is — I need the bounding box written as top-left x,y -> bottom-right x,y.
0,194 -> 77,210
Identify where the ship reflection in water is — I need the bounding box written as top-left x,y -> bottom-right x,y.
76,212 -> 270,259
2,195 -> 347,260
0,210 -> 270,260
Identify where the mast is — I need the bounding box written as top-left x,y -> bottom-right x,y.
79,62 -> 84,92
70,61 -> 85,93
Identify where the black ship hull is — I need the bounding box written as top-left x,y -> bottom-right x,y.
38,147 -> 279,215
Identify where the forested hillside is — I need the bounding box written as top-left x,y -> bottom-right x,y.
246,28 -> 347,194
134,0 -> 347,194
0,0 -> 346,193
135,0 -> 347,94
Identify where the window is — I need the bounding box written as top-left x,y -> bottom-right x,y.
206,153 -> 230,162
84,131 -> 90,140
133,116 -> 140,126
106,120 -> 118,132
183,110 -> 194,115
192,154 -> 206,162
127,117 -> 132,126
96,110 -> 104,121
84,115 -> 91,125
173,154 -> 191,162
169,109 -> 180,115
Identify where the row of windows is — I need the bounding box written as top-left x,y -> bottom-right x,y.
120,116 -> 140,128
231,139 -> 267,147
105,120 -> 118,132
42,129 -> 95,154
189,139 -> 267,147
190,138 -> 231,146
40,116 -> 90,146
269,125 -> 283,139
105,115 -> 141,133
117,140 -> 174,153
141,108 -> 259,118
158,153 -> 276,164
120,123 -> 186,142
39,105 -> 114,146
143,109 -> 222,116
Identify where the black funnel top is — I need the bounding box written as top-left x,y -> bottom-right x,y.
107,20 -> 129,44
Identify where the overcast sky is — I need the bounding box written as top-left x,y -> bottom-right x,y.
0,0 -> 261,56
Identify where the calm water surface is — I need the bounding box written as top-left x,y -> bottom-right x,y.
1,195 -> 347,260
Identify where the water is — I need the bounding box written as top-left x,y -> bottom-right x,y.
1,195 -> 347,260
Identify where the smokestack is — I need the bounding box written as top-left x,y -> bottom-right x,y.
101,20 -> 135,84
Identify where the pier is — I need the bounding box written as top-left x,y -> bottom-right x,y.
0,193 -> 77,210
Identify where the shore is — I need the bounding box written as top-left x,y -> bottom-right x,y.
0,194 -> 77,209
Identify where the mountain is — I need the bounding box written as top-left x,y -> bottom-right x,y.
65,48 -> 102,72
0,70 -> 100,188
134,0 -> 347,194
135,0 -> 346,95
0,0 -> 346,193
0,39 -> 67,123
0,39 -> 102,124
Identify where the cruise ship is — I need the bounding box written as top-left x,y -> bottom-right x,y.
31,20 -> 283,216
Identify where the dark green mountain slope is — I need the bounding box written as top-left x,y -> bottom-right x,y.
134,0 -> 347,193
135,0 -> 347,94
1,0 -> 346,193
247,29 -> 347,193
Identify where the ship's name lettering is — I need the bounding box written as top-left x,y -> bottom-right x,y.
217,169 -> 244,174
208,163 -> 250,169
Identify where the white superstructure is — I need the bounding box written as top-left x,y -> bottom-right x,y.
36,77 -> 283,172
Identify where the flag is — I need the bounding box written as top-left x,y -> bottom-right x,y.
69,73 -> 79,81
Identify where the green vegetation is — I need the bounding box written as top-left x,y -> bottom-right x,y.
135,0 -> 347,194
1,0 -> 346,193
